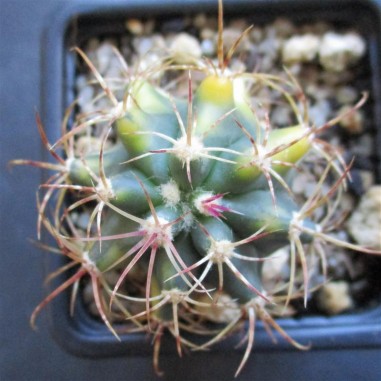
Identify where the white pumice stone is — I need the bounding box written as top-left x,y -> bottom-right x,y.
347,186 -> 381,249
169,33 -> 202,63
96,42 -> 116,74
282,34 -> 320,64
316,281 -> 353,315
319,32 -> 366,72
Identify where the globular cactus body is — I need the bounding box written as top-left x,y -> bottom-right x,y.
85,74 -> 311,311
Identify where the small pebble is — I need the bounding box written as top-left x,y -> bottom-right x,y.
144,19 -> 155,35
104,56 -> 124,78
316,281 -> 353,315
319,32 -> 366,72
125,19 -> 144,36
201,39 -> 216,56
200,27 -> 215,40
195,293 -> 240,323
336,86 -> 358,105
326,249 -> 353,279
282,34 -> 320,64
358,170 -> 375,192
305,84 -> 332,101
222,28 -> 248,54
291,173 -> 312,195
340,192 -> 356,212
193,13 -> 207,29
272,18 -> 295,38
83,281 -> 95,304
271,105 -> 293,127
75,212 -> 91,231
302,21 -> 329,35
258,33 -> 280,59
85,38 -> 100,63
347,186 -> 381,249
308,99 -> 332,127
77,86 -> 94,109
338,105 -> 364,134
161,18 -> 189,33
228,19 -> 248,32
169,32 -> 202,63
96,42 -> 116,74
262,247 -> 290,290
75,74 -> 88,90
133,36 -> 154,56
249,26 -> 263,43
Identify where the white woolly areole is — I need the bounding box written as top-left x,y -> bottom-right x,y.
110,101 -> 129,119
290,211 -> 319,235
194,192 -> 215,215
160,180 -> 181,206
251,144 -> 271,168
95,178 -> 114,200
291,211 -> 301,226
141,216 -> 173,247
82,251 -> 98,273
208,240 -> 235,263
66,157 -> 75,172
172,135 -> 205,163
161,288 -> 187,304
289,211 -> 303,238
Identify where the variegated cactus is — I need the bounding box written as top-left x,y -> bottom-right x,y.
13,0 -> 380,377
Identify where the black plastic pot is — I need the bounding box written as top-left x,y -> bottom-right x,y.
41,0 -> 381,368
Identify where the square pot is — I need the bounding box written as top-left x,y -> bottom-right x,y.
40,0 -> 381,364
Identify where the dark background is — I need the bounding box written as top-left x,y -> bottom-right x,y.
1,0 -> 381,380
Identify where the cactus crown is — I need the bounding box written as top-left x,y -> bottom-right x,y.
12,0 -> 380,377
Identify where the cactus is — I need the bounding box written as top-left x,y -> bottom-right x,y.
12,0 -> 380,377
